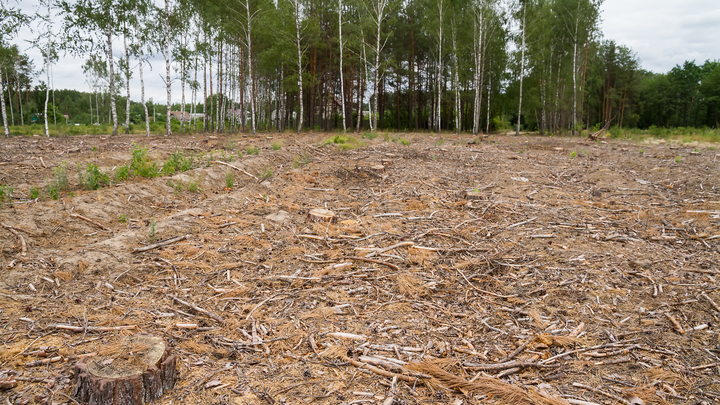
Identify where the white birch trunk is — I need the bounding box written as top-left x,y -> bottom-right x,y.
106,23 -> 118,136
0,72 -> 8,137
486,61 -> 491,133
164,0 -> 172,135
361,27 -> 372,131
472,8 -> 484,135
139,55 -> 149,136
123,31 -> 131,134
372,1 -> 386,132
572,17 -> 578,135
516,0 -> 526,136
294,0 -> 304,134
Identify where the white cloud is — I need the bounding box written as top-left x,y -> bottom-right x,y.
601,0 -> 720,72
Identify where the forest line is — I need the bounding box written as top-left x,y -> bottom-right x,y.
1,0 -> 719,137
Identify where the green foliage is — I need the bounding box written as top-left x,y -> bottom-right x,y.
130,144 -> 159,178
246,146 -> 260,155
29,187 -> 40,200
259,167 -> 273,180
77,163 -> 110,190
675,156 -> 683,163
271,141 -> 282,150
118,214 -> 127,223
569,151 -> 577,158
114,165 -> 130,182
0,185 -> 13,206
292,153 -> 312,168
186,179 -> 200,193
399,138 -> 410,146
225,171 -> 235,189
46,184 -> 58,200
53,162 -> 70,192
362,132 -> 378,140
162,150 -> 193,175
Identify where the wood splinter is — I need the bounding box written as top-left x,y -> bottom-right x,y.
306,208 -> 337,223
70,213 -> 112,232
1,223 -> 27,256
664,312 -> 685,334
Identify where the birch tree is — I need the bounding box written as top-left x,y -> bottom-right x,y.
365,0 -> 391,132
0,2 -> 30,136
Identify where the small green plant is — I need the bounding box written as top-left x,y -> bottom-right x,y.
53,162 -> 70,191
246,145 -> 260,155
161,150 -> 194,175
399,138 -> 411,146
432,155 -> 437,161
383,133 -> 390,141
259,167 -> 273,180
693,148 -> 701,154
639,149 -> 645,154
114,165 -> 130,182
0,185 -> 13,206
46,184 -> 58,200
362,132 -> 378,140
78,163 -> 110,190
118,214 -> 127,223
225,140 -> 237,150
675,156 -> 683,163
569,151 -> 577,158
327,134 -> 349,144
271,141 -> 282,150
29,187 -> 40,199
168,180 -> 185,194
149,218 -> 156,243
68,191 -> 76,198
225,170 -> 235,189
435,138 -> 444,146
186,178 -> 200,193
130,143 -> 159,178
292,153 -> 312,168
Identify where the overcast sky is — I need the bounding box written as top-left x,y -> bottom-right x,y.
8,0 -> 720,104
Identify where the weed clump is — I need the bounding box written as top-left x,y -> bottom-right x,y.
130,143 -> 159,178
77,163 -> 110,190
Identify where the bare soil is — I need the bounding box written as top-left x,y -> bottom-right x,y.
0,132 -> 719,405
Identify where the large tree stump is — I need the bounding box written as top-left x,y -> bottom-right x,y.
72,335 -> 177,405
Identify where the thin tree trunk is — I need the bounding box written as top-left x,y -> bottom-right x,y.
246,0 -> 256,134
339,0 -> 346,132
5,71 -> 14,126
572,17 -> 578,135
435,0 -> 443,132
163,0 -> 171,135
516,0 -> 526,136
486,61 -> 492,134
295,0 -> 304,134
372,1 -> 386,133
0,72 -> 8,137
16,73 -> 23,126
452,19 -> 460,133
106,23 -> 119,135
134,6 -> 150,136
122,32 -> 131,134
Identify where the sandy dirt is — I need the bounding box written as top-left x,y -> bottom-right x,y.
0,132 -> 719,404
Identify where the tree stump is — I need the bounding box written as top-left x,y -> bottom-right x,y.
306,208 -> 337,223
72,335 -> 177,405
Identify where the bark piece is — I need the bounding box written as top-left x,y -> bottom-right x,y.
464,191 -> 486,201
72,335 -> 176,405
307,208 -> 337,223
